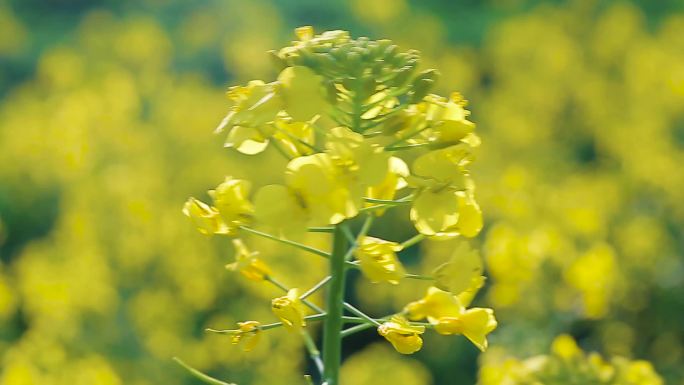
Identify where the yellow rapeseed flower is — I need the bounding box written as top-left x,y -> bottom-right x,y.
422,93 -> 475,144
286,153 -> 361,225
404,286 -> 464,323
408,144 -> 483,239
225,239 -> 271,281
354,236 -> 406,284
229,321 -> 261,352
272,118 -> 316,157
404,286 -> 496,351
182,197 -> 231,235
377,315 -> 425,354
271,288 -> 306,330
326,126 -> 389,186
216,80 -> 282,154
433,241 -> 484,295
209,176 -> 254,226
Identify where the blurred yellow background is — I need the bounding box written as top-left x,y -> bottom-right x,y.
0,0 -> 683,384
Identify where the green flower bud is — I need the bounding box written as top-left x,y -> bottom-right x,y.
409,69 -> 440,103
410,79 -> 435,103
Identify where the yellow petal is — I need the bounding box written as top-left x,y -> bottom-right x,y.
279,66 -> 328,121
458,308 -> 497,351
209,177 -> 254,225
377,316 -> 425,355
253,184 -> 308,239
273,118 -> 316,157
326,126 -> 389,186
456,194 -> 483,238
456,275 -> 486,307
355,236 -> 405,284
225,239 -> 271,281
410,189 -> 460,237
411,143 -> 472,187
286,153 -> 360,225
433,241 -> 483,295
224,125 -> 269,155
182,197 -> 231,235
271,288 -> 306,330
403,286 -> 463,322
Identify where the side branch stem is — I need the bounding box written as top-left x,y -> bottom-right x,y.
239,226 -> 331,259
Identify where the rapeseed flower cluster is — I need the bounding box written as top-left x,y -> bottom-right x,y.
184,27 -> 495,384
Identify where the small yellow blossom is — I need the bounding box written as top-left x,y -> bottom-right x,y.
271,288 -> 306,330
618,359 -> 663,385
286,153 -> 361,225
229,321 -> 261,352
182,197 -> 231,235
225,239 -> 271,281
272,118 -> 316,157
216,80 -> 282,154
326,126 -> 389,186
354,236 -> 406,284
410,190 -> 482,239
209,176 -> 254,226
551,334 -> 583,360
404,286 -> 496,351
377,315 -> 425,354
423,93 -> 475,144
407,144 -> 483,239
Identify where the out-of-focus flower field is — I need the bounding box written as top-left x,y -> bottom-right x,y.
0,0 -> 683,384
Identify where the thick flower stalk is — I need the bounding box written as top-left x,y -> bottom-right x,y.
181,27 -> 496,385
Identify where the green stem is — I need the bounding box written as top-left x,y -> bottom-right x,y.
265,276 -> 324,314
206,313 -> 328,334
322,225 -> 348,385
173,357 -> 236,385
384,142 -> 432,152
300,276 -> 332,300
341,215 -> 373,262
301,330 -> 325,376
404,273 -> 434,281
383,124 -> 432,149
239,226 -> 331,259
343,302 -> 381,326
340,323 -> 376,338
363,197 -> 411,205
358,195 -> 413,214
274,142 -> 295,160
340,224 -> 356,243
399,234 -> 426,249
308,226 -> 334,233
